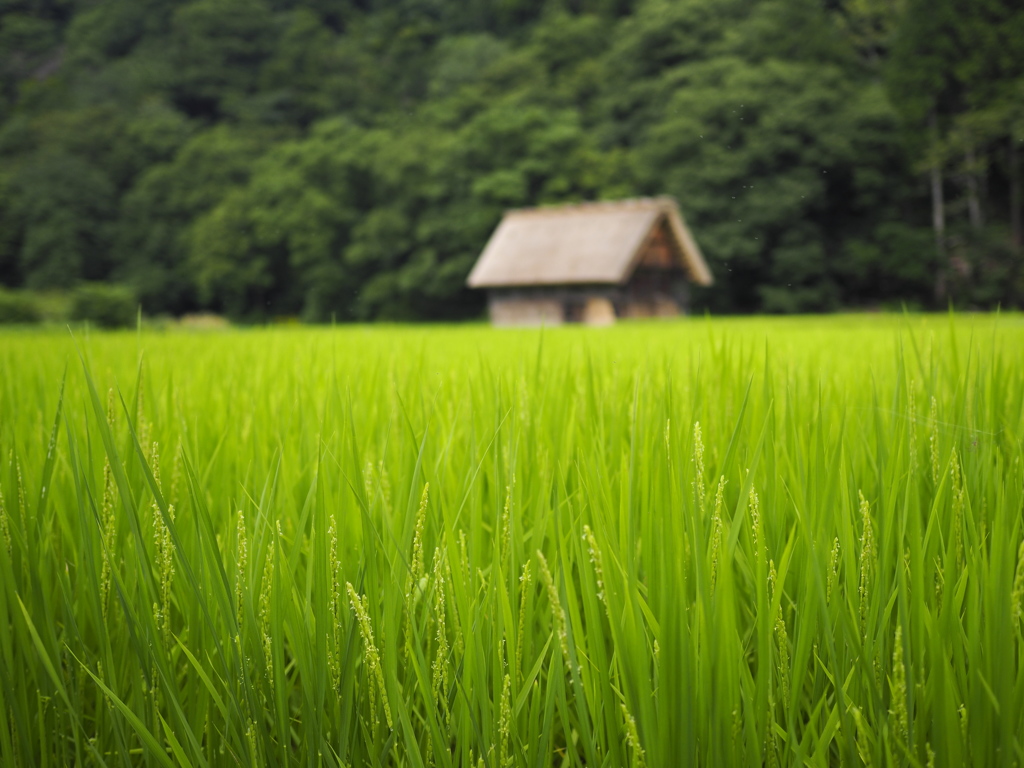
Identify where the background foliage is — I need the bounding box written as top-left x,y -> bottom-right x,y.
0,0 -> 1022,319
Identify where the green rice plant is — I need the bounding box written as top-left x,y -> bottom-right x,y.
0,314 -> 1022,766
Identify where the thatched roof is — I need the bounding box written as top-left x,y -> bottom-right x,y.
467,197 -> 713,289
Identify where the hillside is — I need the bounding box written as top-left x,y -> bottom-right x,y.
1,0 -> 1021,319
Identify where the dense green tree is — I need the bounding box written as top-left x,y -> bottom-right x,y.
2,151 -> 115,288
171,0 -> 278,118
189,98 -> 626,320
115,124 -> 267,313
639,59 -> 919,311
885,0 -> 1024,304
188,121 -> 365,319
0,0 -> 1020,318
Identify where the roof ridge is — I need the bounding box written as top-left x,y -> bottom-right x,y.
508,196 -> 676,216
466,195 -> 712,289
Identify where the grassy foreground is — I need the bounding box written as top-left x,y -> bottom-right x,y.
1,315 -> 1024,767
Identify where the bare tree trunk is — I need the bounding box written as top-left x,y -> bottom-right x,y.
930,111 -> 947,301
965,143 -> 983,229
1011,136 -> 1021,249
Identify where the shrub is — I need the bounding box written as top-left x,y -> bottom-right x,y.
69,283 -> 138,328
0,288 -> 42,324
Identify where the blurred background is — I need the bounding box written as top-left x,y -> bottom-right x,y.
0,0 -> 1021,325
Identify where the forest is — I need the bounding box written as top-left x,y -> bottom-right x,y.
0,0 -> 1021,321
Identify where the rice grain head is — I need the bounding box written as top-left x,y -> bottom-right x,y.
582,524 -> 606,608
692,421 -> 706,510
459,529 -> 471,586
499,672 -> 512,767
1011,539 -> 1024,623
432,546 -> 450,722
347,582 -> 392,729
236,510 -> 247,633
99,390 -> 118,617
516,560 -> 532,681
536,549 -> 572,673
501,479 -> 513,566
765,694 -> 779,768
889,624 -> 908,745
245,719 -> 260,768
405,483 -> 430,662
769,560 -> 790,704
260,530 -> 276,683
731,707 -> 743,761
852,706 -> 873,768
621,702 -> 646,768
858,491 -> 875,641
328,513 -> 341,690
412,483 -> 429,585
950,450 -> 965,571
827,537 -> 840,604
152,442 -> 174,644
710,476 -> 726,593
749,484 -> 763,559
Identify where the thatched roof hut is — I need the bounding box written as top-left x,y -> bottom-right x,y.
467,197 -> 712,326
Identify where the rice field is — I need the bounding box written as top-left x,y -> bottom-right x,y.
1,314 -> 1023,767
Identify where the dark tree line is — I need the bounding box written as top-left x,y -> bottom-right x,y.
0,0 -> 1021,320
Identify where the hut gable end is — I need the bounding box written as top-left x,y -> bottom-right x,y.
635,216 -> 681,270
467,197 -> 713,326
